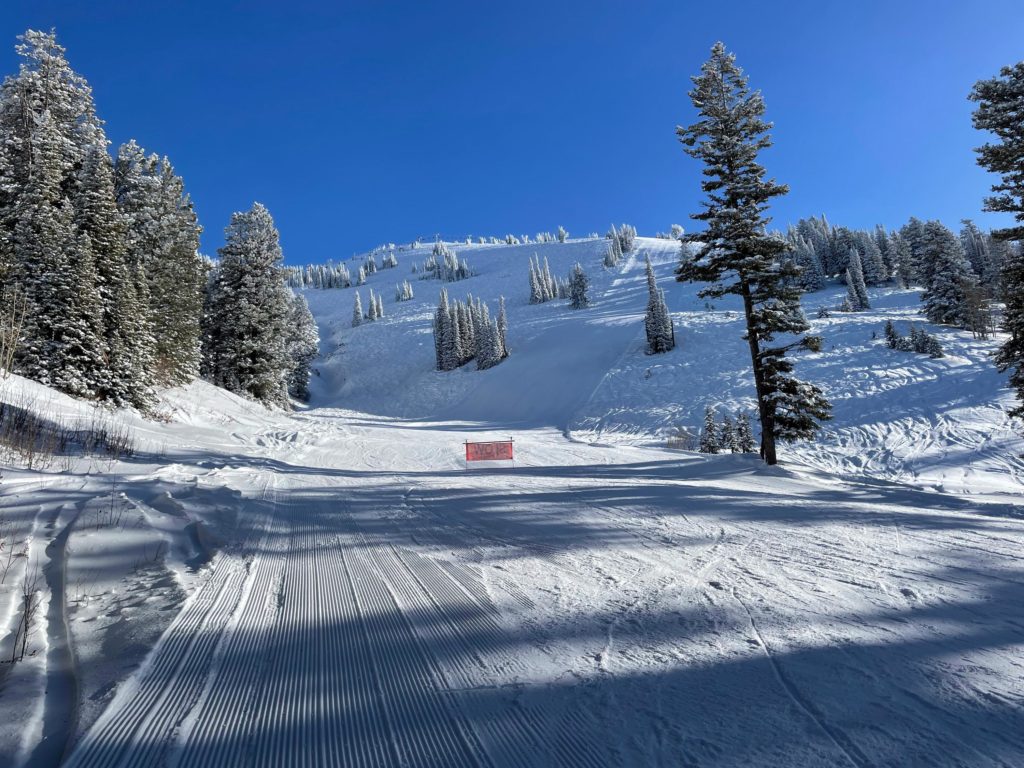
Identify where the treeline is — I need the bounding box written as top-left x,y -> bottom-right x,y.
786,215 -> 1010,334
0,30 -> 316,409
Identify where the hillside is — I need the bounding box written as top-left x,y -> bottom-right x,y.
304,235 -> 1024,499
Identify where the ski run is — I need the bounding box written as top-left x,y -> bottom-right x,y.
0,235 -> 1022,766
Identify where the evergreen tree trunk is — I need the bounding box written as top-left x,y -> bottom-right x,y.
741,281 -> 776,464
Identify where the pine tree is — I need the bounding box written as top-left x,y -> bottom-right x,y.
972,63 -> 1024,424
676,42 -> 830,464
994,247 -> 1024,420
557,225 -> 568,243
789,233 -> 826,291
376,292 -> 384,319
542,257 -> 555,301
352,291 -> 363,327
11,111 -> 106,396
497,296 -> 509,358
735,412 -> 756,453
114,141 -> 206,386
76,141 -> 155,408
720,414 -> 737,453
700,405 -> 719,453
201,203 -> 292,406
900,217 -> 929,286
644,256 -> 675,353
845,250 -> 870,310
920,221 -> 975,327
971,63 -> 1024,242
889,232 -> 915,288
285,293 -> 319,401
433,289 -> 449,370
884,320 -> 900,349
0,30 -> 155,406
528,257 -> 543,303
569,262 -> 589,309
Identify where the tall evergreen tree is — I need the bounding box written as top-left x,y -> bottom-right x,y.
11,111 -> 106,396
569,262 -> 589,309
497,296 -> 509,359
700,406 -> 719,454
644,255 -> 675,353
201,203 -> 292,406
735,411 -> 756,453
845,250 -> 870,310
920,221 -> 975,327
971,63 -> 1024,425
676,42 -> 830,464
352,291 -> 363,327
114,141 -> 205,385
76,142 -> 155,407
285,293 -> 319,401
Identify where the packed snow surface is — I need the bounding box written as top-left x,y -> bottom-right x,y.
0,237 -> 1022,766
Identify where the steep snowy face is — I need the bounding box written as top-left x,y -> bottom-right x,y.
302,236 -> 1023,499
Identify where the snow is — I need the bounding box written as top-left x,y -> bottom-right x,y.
1,236 -> 1023,766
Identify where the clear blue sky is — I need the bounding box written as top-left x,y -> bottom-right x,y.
4,1 -> 1024,263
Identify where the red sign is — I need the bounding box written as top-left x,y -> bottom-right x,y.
465,440 -> 514,462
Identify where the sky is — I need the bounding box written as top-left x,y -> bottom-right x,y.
4,1 -> 1024,263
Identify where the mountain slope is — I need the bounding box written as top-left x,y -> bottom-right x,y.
303,236 -> 1024,499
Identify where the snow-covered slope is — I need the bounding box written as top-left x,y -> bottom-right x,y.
304,236 -> 1024,499
1,237 -> 1023,767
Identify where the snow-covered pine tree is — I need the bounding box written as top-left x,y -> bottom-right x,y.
76,141 -> 155,408
994,246 -> 1024,421
114,141 -> 206,386
899,217 -> 929,287
603,243 -> 619,268
285,293 -> 319,401
557,225 -> 568,243
720,414 -> 737,453
201,203 -> 292,406
920,220 -> 975,327
569,263 -> 589,309
677,42 -> 830,464
474,302 -> 496,370
889,232 -> 914,288
352,291 -> 363,327
528,257 -> 543,303
497,296 -> 509,358
357,265 -> 366,285
970,64 -> 1024,425
735,412 -> 756,453
542,257 -> 556,301
10,111 -> 106,397
959,219 -> 992,284
846,250 -> 870,309
874,225 -> 893,273
606,226 -> 623,267
433,289 -> 449,370
855,231 -> 889,285
617,224 -> 637,254
884,320 -> 900,349
789,234 -> 826,291
376,292 -> 384,319
367,288 -> 378,320
700,406 -> 719,453
644,256 -> 675,353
